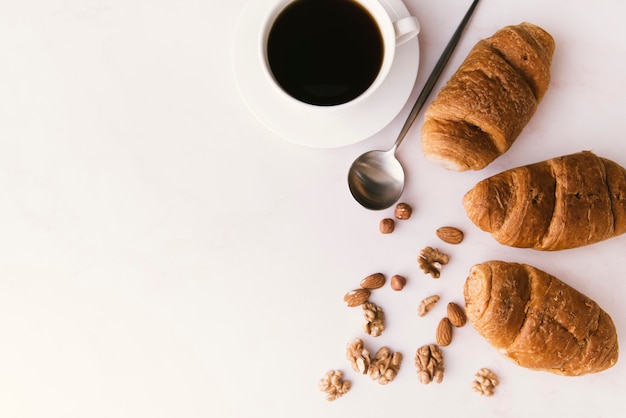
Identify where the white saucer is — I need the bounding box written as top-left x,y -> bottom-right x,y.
231,0 -> 420,148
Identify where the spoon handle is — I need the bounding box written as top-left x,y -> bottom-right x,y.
393,0 -> 480,151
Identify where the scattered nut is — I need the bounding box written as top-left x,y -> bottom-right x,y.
346,338 -> 371,374
417,295 -> 440,317
436,226 -> 464,244
390,274 -> 407,291
472,368 -> 499,397
379,218 -> 395,234
363,301 -> 385,337
418,247 -> 450,278
436,317 -> 453,347
394,203 -> 413,220
319,370 -> 351,401
447,302 -> 467,327
415,344 -> 444,384
360,273 -> 386,290
343,288 -> 370,307
369,347 -> 402,385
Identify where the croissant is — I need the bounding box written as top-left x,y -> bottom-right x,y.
464,261 -> 618,376
463,151 -> 626,250
421,22 -> 555,171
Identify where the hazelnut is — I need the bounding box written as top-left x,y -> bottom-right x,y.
394,203 -> 413,220
379,218 -> 395,234
390,275 -> 407,291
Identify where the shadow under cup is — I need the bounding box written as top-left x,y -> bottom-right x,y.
265,0 -> 387,107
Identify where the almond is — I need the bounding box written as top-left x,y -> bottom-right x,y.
436,317 -> 453,346
344,288 -> 371,307
447,302 -> 467,327
436,226 -> 464,245
360,273 -> 386,290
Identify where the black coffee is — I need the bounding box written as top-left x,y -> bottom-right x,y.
267,0 -> 384,106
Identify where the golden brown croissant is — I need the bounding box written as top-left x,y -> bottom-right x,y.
463,151 -> 626,250
421,22 -> 555,171
464,261 -> 618,376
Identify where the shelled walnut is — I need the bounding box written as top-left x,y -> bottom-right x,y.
368,347 -> 402,385
363,301 -> 385,337
346,338 -> 371,374
418,247 -> 450,278
417,295 -> 440,317
415,344 -> 444,384
319,370 -> 351,401
472,368 -> 499,397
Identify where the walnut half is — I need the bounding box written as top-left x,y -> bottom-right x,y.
368,347 -> 402,385
346,338 -> 371,374
472,368 -> 499,396
362,301 -> 385,337
319,370 -> 351,401
418,247 -> 450,278
415,344 -> 445,384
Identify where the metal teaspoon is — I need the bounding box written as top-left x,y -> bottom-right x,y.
347,0 -> 480,210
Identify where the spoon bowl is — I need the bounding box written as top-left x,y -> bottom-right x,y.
348,149 -> 405,210
347,0 -> 480,210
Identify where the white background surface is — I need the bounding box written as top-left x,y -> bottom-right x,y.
1,0 -> 625,417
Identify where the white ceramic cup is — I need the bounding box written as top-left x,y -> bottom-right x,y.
260,0 -> 420,108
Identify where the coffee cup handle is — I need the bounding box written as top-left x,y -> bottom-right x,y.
394,16 -> 420,46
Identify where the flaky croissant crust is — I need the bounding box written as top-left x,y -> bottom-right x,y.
421,22 -> 555,171
464,261 -> 618,376
463,151 -> 626,250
